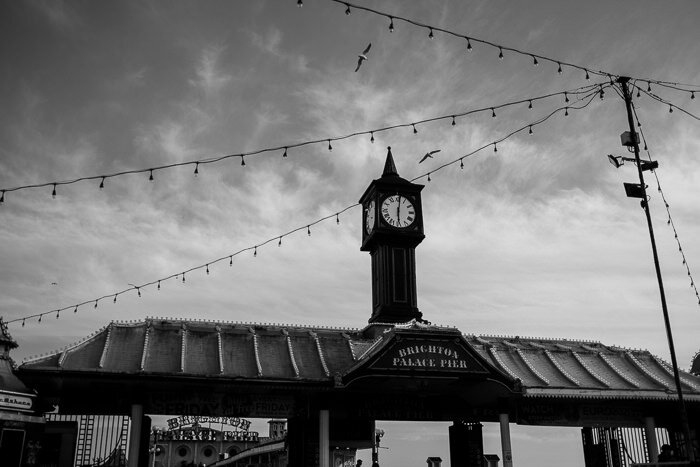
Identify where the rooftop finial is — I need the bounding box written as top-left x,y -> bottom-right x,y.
382,146 -> 399,177
0,317 -> 18,352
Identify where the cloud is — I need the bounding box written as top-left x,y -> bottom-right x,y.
249,27 -> 309,74
190,44 -> 232,97
125,67 -> 148,87
29,0 -> 81,30
251,28 -> 283,56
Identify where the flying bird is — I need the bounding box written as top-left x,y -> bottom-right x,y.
419,149 -> 441,163
354,43 -> 372,72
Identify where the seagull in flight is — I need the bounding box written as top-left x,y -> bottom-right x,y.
419,149 -> 441,163
355,43 -> 372,72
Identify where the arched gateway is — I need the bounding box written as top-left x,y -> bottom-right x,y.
9,149 -> 700,466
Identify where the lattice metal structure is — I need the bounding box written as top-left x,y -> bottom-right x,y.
45,414 -> 130,467
582,426 -> 670,467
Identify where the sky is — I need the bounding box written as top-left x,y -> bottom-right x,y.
1,1 -> 700,466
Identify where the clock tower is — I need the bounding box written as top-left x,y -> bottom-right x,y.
359,147 -> 425,324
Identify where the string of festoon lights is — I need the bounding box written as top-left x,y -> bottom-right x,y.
5,84 -> 608,328
630,82 -> 700,122
324,0 -> 700,93
629,101 -> 700,307
0,83 -> 604,203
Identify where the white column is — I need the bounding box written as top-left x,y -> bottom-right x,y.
319,410 -> 330,467
645,417 -> 658,463
128,403 -> 143,467
499,413 -> 514,467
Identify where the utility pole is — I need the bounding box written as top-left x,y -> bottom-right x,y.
617,76 -> 695,462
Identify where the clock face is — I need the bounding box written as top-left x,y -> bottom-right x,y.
365,200 -> 375,233
381,195 -> 415,228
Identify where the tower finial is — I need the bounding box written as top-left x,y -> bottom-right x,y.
382,146 -> 399,177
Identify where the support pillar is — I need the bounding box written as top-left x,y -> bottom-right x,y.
499,413 -> 513,467
319,410 -> 329,467
644,417 -> 658,463
449,421 -> 483,467
128,403 -> 143,467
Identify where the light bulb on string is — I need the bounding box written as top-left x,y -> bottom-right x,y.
38,315 -> 42,323
370,132 -> 374,143
528,100 -> 533,110
254,246 -> 257,257
345,3 -> 351,15
307,225 -> 311,236
149,170 -> 154,181
584,69 -> 590,80
565,107 -> 569,116
328,140 -> 332,151
692,92 -> 696,100
283,147 -> 288,158
532,55 -> 538,66
278,236 -> 282,247
113,295 -> 117,303
460,159 -> 464,169
466,37 -> 472,52
451,116 -> 456,126
137,288 -> 141,297
56,310 -> 59,319
389,17 -> 394,32
157,280 -> 161,289
22,319 -> 25,327
206,264 -> 210,275
412,124 -> 418,134
52,184 -> 57,198
74,306 -> 78,313
182,273 -> 186,283
427,173 -> 431,182
647,82 -> 651,92
564,92 -> 569,103
194,163 -> 199,176
229,256 -> 233,266
637,88 -> 641,98
241,156 -> 246,166
94,300 -> 98,309
491,108 -> 496,118
428,28 -> 434,39
669,105 -> 673,113
528,125 -> 533,135
99,177 -> 105,189
498,47 -> 503,60
557,62 -> 562,74
493,143 -> 498,153
336,214 -> 340,224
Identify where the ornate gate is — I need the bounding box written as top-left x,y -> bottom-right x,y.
45,414 -> 130,467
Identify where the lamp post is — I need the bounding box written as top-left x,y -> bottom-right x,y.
611,76 -> 695,461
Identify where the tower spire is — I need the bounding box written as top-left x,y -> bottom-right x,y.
382,146 -> 399,177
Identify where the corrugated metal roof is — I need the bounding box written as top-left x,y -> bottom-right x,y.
20,318 -> 373,382
464,334 -> 700,400
17,320 -> 700,402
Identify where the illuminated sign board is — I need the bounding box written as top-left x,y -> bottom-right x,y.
0,390 -> 34,412
156,416 -> 258,442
